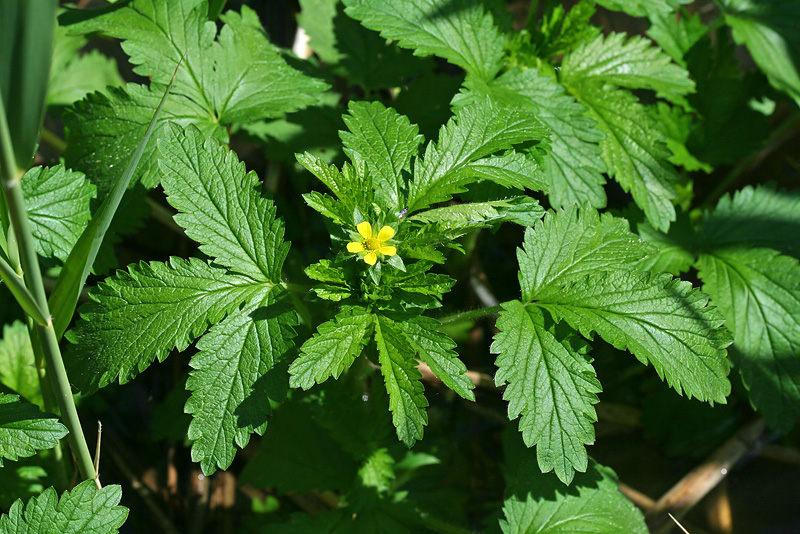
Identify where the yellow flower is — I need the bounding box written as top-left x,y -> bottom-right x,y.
346,221 -> 397,265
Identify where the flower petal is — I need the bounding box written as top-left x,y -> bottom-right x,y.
357,221 -> 373,239
364,252 -> 378,265
378,225 -> 395,242
347,241 -> 365,253
379,246 -> 396,257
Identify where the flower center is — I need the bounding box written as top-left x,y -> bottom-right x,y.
365,237 -> 381,250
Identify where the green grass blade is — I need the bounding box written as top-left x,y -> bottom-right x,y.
49,59 -> 183,339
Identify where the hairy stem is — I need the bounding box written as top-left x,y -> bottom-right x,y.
437,305 -> 503,326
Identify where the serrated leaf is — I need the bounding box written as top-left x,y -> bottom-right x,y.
562,32 -> 694,105
491,302 -> 599,484
186,286 -> 297,474
595,0 -> 690,18
342,0 -> 505,81
408,98 -> 548,213
290,307 -> 374,389
408,197 -> 544,228
396,315 -> 474,400
60,1 -> 325,190
697,248 -> 800,431
0,395 -> 66,468
47,25 -> 122,107
0,322 -> 42,407
501,433 -> 647,534
374,315 -> 428,446
0,480 -> 128,534
701,184 -> 800,259
563,82 -> 678,232
66,258 -> 268,393
517,206 -> 654,301
460,69 -> 607,209
297,153 -> 373,224
634,212 -> 697,275
341,101 -> 423,211
159,124 -> 289,280
22,165 -> 96,261
647,10 -> 708,66
536,270 -> 731,403
720,0 -> 800,105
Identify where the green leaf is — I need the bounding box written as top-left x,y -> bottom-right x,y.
516,206 -> 654,301
47,24 -> 123,107
0,322 -> 42,407
460,68 -> 607,209
22,165 -> 96,261
701,184 -> 800,259
562,32 -> 695,105
66,257 -> 268,393
342,0 -> 505,81
407,197 -> 545,228
408,98 -> 548,213
298,0 -> 432,89
720,0 -> 800,105
697,248 -> 800,431
633,212 -> 697,275
536,270 -> 732,403
186,287 -> 297,474
297,153 -> 373,224
396,315 -> 474,400
647,9 -> 708,66
595,0 -> 690,18
562,82 -> 678,232
374,314 -> 428,446
289,307 -> 374,390
60,1 -> 326,190
159,124 -> 290,280
341,101 -> 423,212
501,430 -> 647,534
491,302 -> 600,484
0,480 -> 128,534
0,394 -> 67,467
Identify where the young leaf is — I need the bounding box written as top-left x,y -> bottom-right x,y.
21,165 -> 96,261
700,184 -> 800,259
186,287 -> 297,474
289,307 -> 374,390
720,0 -> 800,105
492,302 -> 600,484
697,248 -> 800,431
0,394 -> 67,467
396,315 -> 474,400
460,68 -> 607,209
159,124 -> 290,281
516,206 -> 654,301
407,197 -> 545,228
0,480 -> 128,534
65,257 -> 268,393
374,314 -> 428,446
535,270 -> 732,404
408,98 -> 548,213
342,0 -> 505,81
340,101 -> 423,211
561,32 -> 695,105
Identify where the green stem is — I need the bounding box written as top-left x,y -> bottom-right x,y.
437,305 -> 503,326
39,127 -> 66,155
417,510 -> 478,534
0,97 -> 96,481
0,251 -> 49,325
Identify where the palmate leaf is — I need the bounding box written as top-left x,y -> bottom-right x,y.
289,307 -> 374,390
61,1 -> 325,190
66,257 -> 268,392
21,165 -> 96,261
697,248 -> 800,431
492,302 -> 600,484
517,206 -> 655,301
340,101 -> 424,211
459,68 -> 607,209
342,0 -> 505,81
0,480 -> 128,534
0,395 -> 67,467
159,125 -> 289,280
408,97 -> 548,213
186,287 -> 297,474
536,270 -> 731,403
